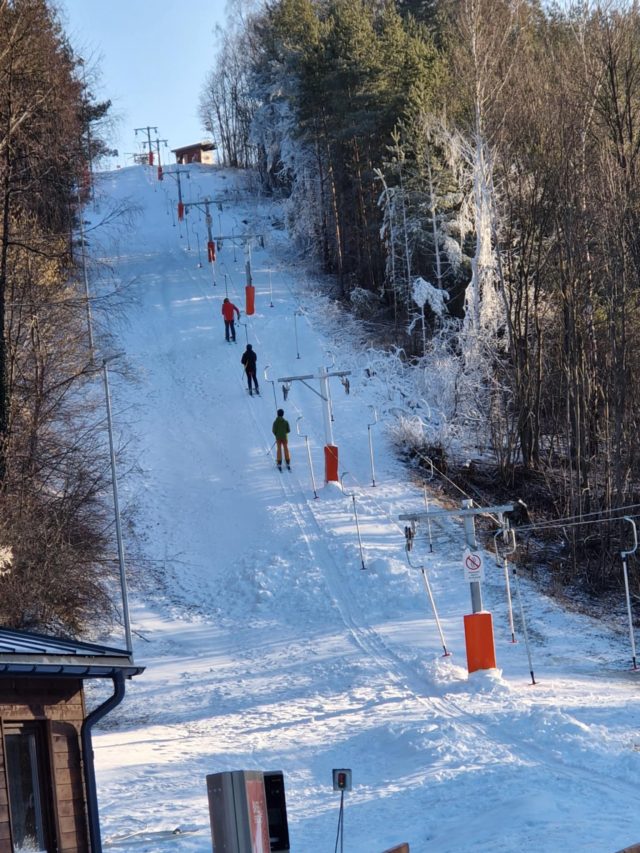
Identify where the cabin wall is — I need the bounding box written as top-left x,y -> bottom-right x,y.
0,677 -> 88,853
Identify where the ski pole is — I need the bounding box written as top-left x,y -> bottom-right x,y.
266,441 -> 276,456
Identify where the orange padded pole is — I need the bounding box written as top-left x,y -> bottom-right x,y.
324,445 -> 339,483
245,284 -> 255,315
463,612 -> 496,673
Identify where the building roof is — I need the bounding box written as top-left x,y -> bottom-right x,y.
0,628 -> 144,678
171,141 -> 216,154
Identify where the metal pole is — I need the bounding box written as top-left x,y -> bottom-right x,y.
269,269 -> 274,308
264,366 -> 278,413
102,356 -> 132,654
367,408 -> 377,486
294,311 -> 301,359
496,514 -> 516,643
423,485 -> 434,552
421,569 -> 450,656
462,498 -> 483,612
341,473 -> 366,570
621,516 -> 638,670
78,202 -> 95,360
194,228 -> 202,267
297,417 -> 318,499
78,59 -> 94,203
405,544 -> 449,656
325,352 -> 336,423
224,272 -> 229,297
421,456 -> 435,551
319,367 -> 335,446
205,199 -> 216,285
512,563 -> 536,685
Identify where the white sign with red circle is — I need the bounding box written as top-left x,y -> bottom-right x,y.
462,548 -> 485,582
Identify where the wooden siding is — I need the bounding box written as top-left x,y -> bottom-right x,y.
0,678 -> 89,853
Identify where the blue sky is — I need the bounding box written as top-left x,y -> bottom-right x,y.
57,0 -> 228,167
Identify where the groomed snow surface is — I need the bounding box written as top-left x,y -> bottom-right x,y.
88,165 -> 640,852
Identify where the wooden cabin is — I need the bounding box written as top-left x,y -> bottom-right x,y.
0,629 -> 143,852
171,141 -> 216,165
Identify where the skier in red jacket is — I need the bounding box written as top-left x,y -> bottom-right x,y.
221,297 -> 240,342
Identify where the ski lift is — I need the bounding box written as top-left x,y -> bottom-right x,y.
282,382 -> 291,401
341,376 -> 350,395
259,235 -> 265,248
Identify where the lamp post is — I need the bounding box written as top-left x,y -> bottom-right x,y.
78,198 -> 95,361
77,58 -> 94,202
101,353 -> 132,654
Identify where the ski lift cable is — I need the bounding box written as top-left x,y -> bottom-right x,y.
413,448 -> 504,526
517,512 -> 640,535
412,446 -> 640,538
516,502 -> 640,530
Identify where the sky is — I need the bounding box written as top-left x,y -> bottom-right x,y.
79,161 -> 640,852
56,0 -> 228,167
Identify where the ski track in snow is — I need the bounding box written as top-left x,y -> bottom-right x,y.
85,165 -> 640,853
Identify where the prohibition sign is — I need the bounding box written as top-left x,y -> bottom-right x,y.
465,552 -> 481,571
462,548 -> 485,581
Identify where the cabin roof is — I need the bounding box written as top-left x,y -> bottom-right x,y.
0,628 -> 144,678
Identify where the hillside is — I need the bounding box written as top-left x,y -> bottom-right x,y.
88,163 -> 640,853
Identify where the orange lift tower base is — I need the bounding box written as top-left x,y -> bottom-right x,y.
464,612 -> 496,673
324,445 -> 339,483
245,284 -> 255,316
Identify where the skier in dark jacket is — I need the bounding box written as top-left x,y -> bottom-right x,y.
272,409 -> 291,470
241,344 -> 259,395
221,297 -> 240,342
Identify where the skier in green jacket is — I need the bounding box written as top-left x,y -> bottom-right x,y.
272,409 -> 291,470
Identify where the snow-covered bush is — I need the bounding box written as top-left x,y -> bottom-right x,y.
350,287 -> 381,319
387,414 -> 428,456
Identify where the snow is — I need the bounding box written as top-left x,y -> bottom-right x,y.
86,164 -> 640,853
411,276 -> 448,318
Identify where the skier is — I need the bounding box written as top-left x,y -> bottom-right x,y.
272,408 -> 291,470
221,297 -> 240,342
241,344 -> 259,396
